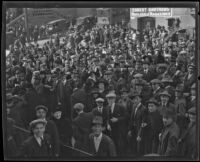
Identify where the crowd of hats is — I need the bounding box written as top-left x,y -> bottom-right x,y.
5,21 -> 197,134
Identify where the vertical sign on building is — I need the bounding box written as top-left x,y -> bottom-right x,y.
97,8 -> 110,25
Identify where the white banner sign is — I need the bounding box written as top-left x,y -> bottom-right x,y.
130,8 -> 172,18
97,17 -> 110,24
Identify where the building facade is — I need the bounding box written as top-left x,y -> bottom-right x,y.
130,8 -> 195,31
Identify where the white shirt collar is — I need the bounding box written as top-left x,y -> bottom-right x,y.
34,135 -> 44,146
111,103 -> 115,113
136,102 -> 141,109
79,110 -> 84,115
34,135 -> 44,140
94,132 -> 103,140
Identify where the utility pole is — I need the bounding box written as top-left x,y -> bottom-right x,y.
24,8 -> 30,43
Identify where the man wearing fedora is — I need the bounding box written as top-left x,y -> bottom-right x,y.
72,103 -> 93,152
161,77 -> 175,103
158,108 -> 180,156
177,107 -> 197,159
18,119 -> 53,158
127,91 -> 147,156
143,98 -> 163,154
106,92 -> 126,156
35,105 -> 60,157
183,64 -> 196,93
87,116 -> 116,157
92,98 -> 109,129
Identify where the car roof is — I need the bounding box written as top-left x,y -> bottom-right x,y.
47,19 -> 66,25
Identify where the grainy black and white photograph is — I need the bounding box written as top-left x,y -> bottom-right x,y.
2,1 -> 199,160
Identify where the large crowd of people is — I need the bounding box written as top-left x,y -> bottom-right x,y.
5,18 -> 197,159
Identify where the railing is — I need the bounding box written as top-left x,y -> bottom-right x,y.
6,13 -> 25,28
11,125 -> 93,157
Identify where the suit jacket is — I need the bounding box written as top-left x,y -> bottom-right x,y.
108,103 -> 126,134
72,112 -> 93,151
143,110 -> 163,140
177,122 -> 197,159
45,120 -> 60,156
157,102 -> 176,116
175,97 -> 187,125
51,118 -> 73,144
87,133 -> 117,157
71,88 -> 88,117
152,87 -> 163,102
55,79 -> 65,103
142,70 -> 156,82
63,80 -> 73,119
92,107 -> 109,127
7,136 -> 18,157
183,73 -> 196,92
18,134 -> 53,158
158,122 -> 180,156
128,103 -> 147,137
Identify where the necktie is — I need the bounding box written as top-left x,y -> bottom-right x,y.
111,105 -> 114,114
94,137 -> 99,152
40,137 -> 44,147
99,108 -> 102,114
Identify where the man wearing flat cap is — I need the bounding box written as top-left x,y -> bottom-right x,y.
158,108 -> 180,156
142,61 -> 156,82
183,63 -> 196,93
150,79 -> 163,101
174,85 -> 188,134
177,107 -> 197,159
35,105 -> 60,157
87,116 -> 117,157
161,77 -> 175,103
92,98 -> 109,129
106,92 -> 126,156
157,91 -> 176,116
134,79 -> 152,105
19,119 -> 54,158
127,91 -> 147,156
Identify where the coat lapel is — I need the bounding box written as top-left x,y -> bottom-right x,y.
96,134 -> 105,154
161,125 -> 171,142
91,135 -> 97,154
32,136 -> 41,148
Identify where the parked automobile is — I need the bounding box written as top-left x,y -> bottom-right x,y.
46,19 -> 69,35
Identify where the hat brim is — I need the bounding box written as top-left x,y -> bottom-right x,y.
147,101 -> 158,105
106,95 -> 116,98
30,121 -> 47,129
96,100 -> 105,103
92,122 -> 103,125
159,94 -> 171,97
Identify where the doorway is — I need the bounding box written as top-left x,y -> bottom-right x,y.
137,17 -> 155,31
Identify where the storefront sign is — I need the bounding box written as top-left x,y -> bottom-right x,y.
130,8 -> 172,18
97,8 -> 110,17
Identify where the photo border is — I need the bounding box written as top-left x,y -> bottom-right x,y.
2,1 -> 199,161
